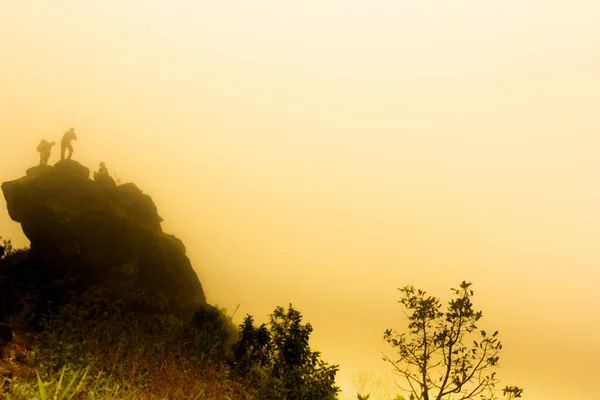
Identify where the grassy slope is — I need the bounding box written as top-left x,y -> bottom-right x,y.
0,299 -> 252,399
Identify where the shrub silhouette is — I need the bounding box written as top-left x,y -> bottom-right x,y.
183,304 -> 239,363
232,304 -> 339,399
383,281 -> 522,400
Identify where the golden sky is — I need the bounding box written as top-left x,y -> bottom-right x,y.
1,1 -> 599,399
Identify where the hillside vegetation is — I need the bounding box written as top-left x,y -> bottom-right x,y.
0,161 -> 521,399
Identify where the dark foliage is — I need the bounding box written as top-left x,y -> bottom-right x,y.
383,281 -> 522,400
183,304 -> 238,363
231,304 -> 340,400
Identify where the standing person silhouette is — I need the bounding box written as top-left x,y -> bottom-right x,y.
61,128 -> 78,160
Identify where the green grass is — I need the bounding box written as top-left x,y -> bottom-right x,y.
0,295 -> 253,399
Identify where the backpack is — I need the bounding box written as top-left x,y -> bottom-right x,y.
37,140 -> 49,152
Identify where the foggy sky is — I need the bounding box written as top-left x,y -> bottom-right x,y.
1,2 -> 599,399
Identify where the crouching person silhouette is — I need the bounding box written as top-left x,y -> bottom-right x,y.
36,140 -> 56,165
94,162 -> 108,180
94,162 -> 116,187
61,127 -> 78,160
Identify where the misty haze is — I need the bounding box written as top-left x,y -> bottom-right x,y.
1,2 -> 599,400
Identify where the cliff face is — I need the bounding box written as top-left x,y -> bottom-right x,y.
1,160 -> 205,319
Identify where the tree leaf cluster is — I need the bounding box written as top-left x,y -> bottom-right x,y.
231,304 -> 340,400
384,281 -> 522,400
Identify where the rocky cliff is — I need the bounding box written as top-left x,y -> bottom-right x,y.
1,160 -> 205,320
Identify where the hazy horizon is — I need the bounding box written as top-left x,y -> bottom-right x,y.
2,2 -> 599,399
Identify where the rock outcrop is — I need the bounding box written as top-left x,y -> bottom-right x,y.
1,160 -> 205,319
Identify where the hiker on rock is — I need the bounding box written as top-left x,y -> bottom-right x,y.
61,127 -> 78,160
36,139 -> 56,165
94,162 -> 108,180
94,162 -> 117,187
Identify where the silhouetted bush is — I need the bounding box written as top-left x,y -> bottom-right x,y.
383,281 -> 523,400
183,304 -> 239,363
231,304 -> 340,400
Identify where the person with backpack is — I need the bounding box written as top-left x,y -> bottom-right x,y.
37,139 -> 56,165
